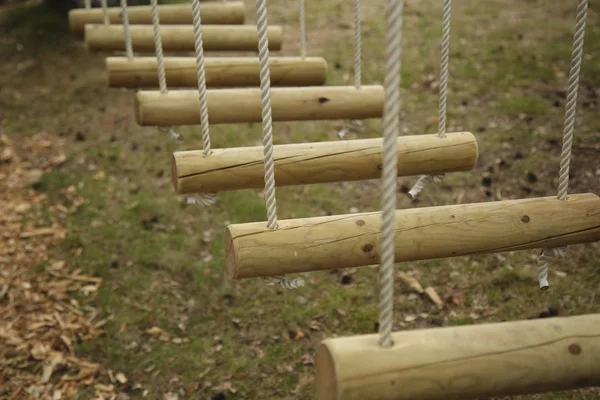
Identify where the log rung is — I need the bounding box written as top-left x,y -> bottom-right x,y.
135,85 -> 384,126
225,193 -> 600,279
172,132 -> 478,194
316,314 -> 600,400
84,24 -> 283,53
106,56 -> 328,88
69,2 -> 245,34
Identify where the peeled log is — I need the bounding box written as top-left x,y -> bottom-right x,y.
69,2 -> 245,33
106,56 -> 328,88
172,132 -> 478,194
84,24 -> 283,53
225,193 -> 600,279
316,314 -> 600,400
135,85 -> 384,126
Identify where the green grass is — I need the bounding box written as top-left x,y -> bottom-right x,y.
2,0 -> 600,398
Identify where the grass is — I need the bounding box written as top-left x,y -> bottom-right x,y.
1,0 -> 600,399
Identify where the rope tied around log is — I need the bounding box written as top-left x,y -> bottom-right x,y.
379,0 -> 403,348
408,0 -> 451,199
120,0 -> 133,59
536,0 -> 588,290
255,0 -> 304,290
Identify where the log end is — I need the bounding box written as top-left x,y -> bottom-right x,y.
170,153 -> 182,194
315,340 -> 339,400
268,26 -> 284,51
67,9 -> 80,33
224,225 -> 239,280
134,92 -> 144,126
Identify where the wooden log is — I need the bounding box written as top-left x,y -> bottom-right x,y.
172,132 -> 478,194
106,56 -> 328,88
69,2 -> 245,33
84,24 -> 283,53
135,85 -> 384,126
225,193 -> 600,279
315,314 -> 600,400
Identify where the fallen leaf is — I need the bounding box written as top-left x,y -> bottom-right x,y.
424,286 -> 443,309
397,272 -> 424,294
115,372 -> 127,384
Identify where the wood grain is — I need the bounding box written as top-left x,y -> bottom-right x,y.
69,2 -> 245,33
225,193 -> 600,279
106,56 -> 327,88
135,85 -> 383,126
84,24 -> 282,52
316,314 -> 600,400
172,132 -> 478,193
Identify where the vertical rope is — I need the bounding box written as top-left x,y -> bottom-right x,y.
354,0 -> 361,88
557,0 -> 587,201
379,0 -> 403,349
151,0 -> 167,94
299,0 -> 307,58
437,0 -> 451,138
536,0 -> 588,290
120,0 -> 133,59
100,0 -> 109,24
408,0 -> 451,198
255,0 -> 278,231
84,0 -> 91,9
191,0 -> 211,155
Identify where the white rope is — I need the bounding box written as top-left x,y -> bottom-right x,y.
120,0 -> 133,59
191,0 -> 211,155
84,0 -> 91,9
151,0 -> 182,142
150,0 -> 167,94
536,0 -> 588,290
558,0 -> 587,201
536,247 -> 566,290
255,0 -> 304,290
189,0 -> 217,207
299,0 -> 306,58
264,276 -> 305,290
255,0 -> 278,231
408,0 -> 451,198
353,0 -> 361,88
100,0 -> 109,24
379,0 -> 403,349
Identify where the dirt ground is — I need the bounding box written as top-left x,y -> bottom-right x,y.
1,0 -> 599,399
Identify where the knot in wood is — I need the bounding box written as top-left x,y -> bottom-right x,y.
362,244 -> 373,253
568,343 -> 582,355
521,215 -> 531,223
356,219 -> 365,226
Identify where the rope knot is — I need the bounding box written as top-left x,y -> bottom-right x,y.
536,247 -> 567,290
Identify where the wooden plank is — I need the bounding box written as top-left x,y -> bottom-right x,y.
84,24 -> 282,52
316,314 -> 600,400
106,56 -> 328,88
225,193 -> 600,279
69,2 -> 245,33
135,85 -> 384,125
172,132 -> 478,193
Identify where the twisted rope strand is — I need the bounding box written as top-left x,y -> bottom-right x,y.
408,0 -> 451,199
354,0 -> 361,88
151,0 -> 167,94
256,0 -> 278,231
100,0 -> 109,24
536,0 -> 588,290
299,0 -> 306,58
120,0 -> 133,59
437,0 -> 451,138
558,0 -> 587,201
84,0 -> 91,9
379,0 -> 403,349
191,0 -> 211,155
